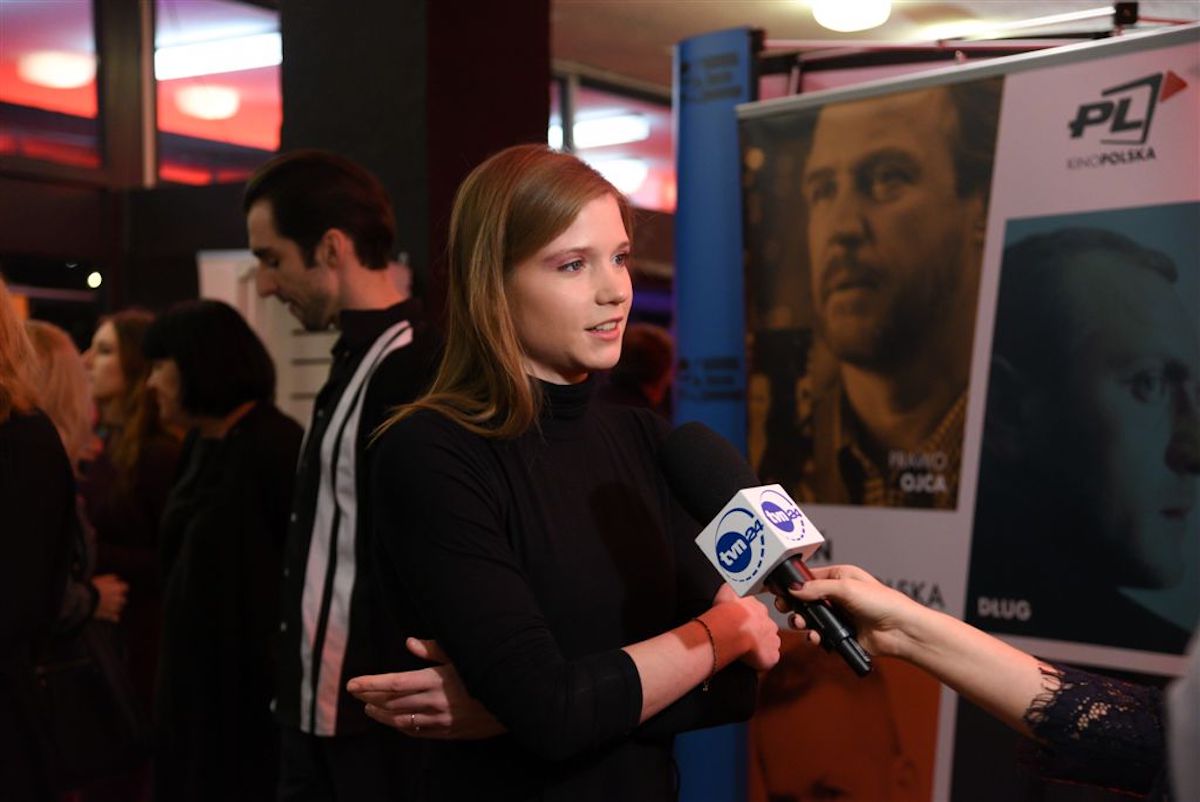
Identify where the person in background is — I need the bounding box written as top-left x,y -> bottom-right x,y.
143,299 -> 302,802
245,149 -> 440,801
0,276 -> 76,802
79,310 -> 181,731
351,144 -> 779,801
597,322 -> 674,417
26,320 -> 113,630
779,564 -> 1187,799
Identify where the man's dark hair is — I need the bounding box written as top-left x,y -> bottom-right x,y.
143,300 -> 276,417
992,226 -> 1177,388
945,77 -> 1003,202
243,149 -> 395,270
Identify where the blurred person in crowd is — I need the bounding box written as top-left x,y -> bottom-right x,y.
0,277 -> 76,802
79,311 -> 181,722
349,144 -> 777,801
749,632 -> 918,802
779,564 -> 1192,799
143,299 -> 302,802
792,79 -> 1001,509
26,320 -> 116,630
244,150 -> 440,800
967,227 -> 1200,654
597,322 -> 674,416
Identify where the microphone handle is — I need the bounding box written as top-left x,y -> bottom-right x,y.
768,557 -> 873,677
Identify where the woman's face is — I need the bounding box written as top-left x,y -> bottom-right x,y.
81,321 -> 126,404
506,194 -> 632,384
146,359 -> 188,429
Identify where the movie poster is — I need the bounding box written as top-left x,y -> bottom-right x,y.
733,24 -> 1198,802
950,32 -> 1199,802
965,203 -> 1200,655
738,72 -> 1007,802
742,76 -> 1003,512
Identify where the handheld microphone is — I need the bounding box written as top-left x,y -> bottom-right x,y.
659,421 -> 872,677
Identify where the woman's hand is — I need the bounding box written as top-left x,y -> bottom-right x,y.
92,573 -> 129,622
773,564 -> 921,660
346,638 -> 505,740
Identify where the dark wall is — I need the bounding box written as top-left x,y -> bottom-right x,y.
0,175 -> 114,265
424,1 -> 551,308
121,182 -> 247,310
279,0 -> 551,310
279,0 -> 427,271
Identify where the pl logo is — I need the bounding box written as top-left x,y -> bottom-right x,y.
1068,70 -> 1189,145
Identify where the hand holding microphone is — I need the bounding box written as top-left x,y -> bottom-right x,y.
659,422 -> 872,677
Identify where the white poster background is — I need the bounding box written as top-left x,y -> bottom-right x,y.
938,33 -> 1199,802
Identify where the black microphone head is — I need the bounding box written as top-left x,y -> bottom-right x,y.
658,421 -> 760,524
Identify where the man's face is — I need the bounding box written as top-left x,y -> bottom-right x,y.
804,87 -> 984,369
1035,253 -> 1200,587
247,200 -> 339,331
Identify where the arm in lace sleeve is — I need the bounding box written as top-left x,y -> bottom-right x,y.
1022,662 -> 1165,794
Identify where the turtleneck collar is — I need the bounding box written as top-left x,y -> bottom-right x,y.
538,375 -> 595,423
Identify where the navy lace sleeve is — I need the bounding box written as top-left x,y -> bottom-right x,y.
1023,662 -> 1166,796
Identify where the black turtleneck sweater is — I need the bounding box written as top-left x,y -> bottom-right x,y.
369,379 -> 757,802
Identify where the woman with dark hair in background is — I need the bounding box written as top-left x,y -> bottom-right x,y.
143,299 -> 301,802
0,277 -> 76,802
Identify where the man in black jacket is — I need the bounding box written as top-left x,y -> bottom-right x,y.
245,151 -> 440,800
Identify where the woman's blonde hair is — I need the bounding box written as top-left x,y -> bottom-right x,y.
26,319 -> 94,466
0,275 -> 40,423
387,144 -> 631,438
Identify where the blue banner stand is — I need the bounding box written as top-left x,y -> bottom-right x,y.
672,26 -> 759,802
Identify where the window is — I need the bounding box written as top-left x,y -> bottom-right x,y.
0,0 -> 100,169
155,0 -> 280,185
551,78 -> 675,213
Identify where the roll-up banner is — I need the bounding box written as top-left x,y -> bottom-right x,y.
673,26 -> 759,802
732,24 -> 1199,801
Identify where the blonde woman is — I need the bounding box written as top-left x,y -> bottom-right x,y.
0,277 -> 76,801
26,319 -> 122,630
351,146 -> 780,801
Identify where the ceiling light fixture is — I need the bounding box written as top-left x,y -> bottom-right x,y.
175,85 -> 241,120
812,0 -> 892,33
17,51 -> 97,89
585,157 -> 649,195
155,32 -> 281,81
933,5 -> 1116,41
550,113 -> 652,151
